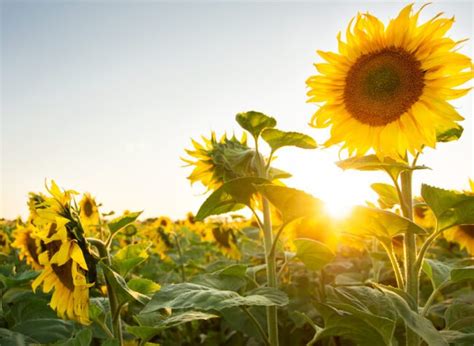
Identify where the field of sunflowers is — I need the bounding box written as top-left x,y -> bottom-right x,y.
1,3 -> 474,346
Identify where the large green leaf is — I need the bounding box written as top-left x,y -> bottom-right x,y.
294,238 -> 335,271
421,184 -> 474,230
450,266 -> 474,282
107,211 -> 142,235
127,278 -> 161,295
371,183 -> 399,209
422,259 -> 452,289
235,111 -> 276,139
0,328 -> 36,346
53,329 -> 93,346
336,155 -> 427,179
261,128 -> 316,152
141,283 -> 288,313
113,243 -> 150,277
10,319 -> 75,344
191,264 -> 248,291
379,288 -> 448,346
101,263 -> 149,306
347,206 -> 426,243
255,184 -> 323,224
195,177 -> 268,220
445,303 -> 474,331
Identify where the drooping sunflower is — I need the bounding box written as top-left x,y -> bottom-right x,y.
307,4 -> 473,158
183,132 -> 253,191
79,193 -> 100,234
30,181 -> 95,325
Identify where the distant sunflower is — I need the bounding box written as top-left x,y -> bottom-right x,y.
183,132 -> 251,191
79,193 -> 100,233
0,229 -> 11,255
307,4 -> 472,158
11,223 -> 42,269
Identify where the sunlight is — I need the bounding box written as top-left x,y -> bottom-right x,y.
323,197 -> 355,220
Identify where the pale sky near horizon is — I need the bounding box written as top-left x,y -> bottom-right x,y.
1,1 -> 473,220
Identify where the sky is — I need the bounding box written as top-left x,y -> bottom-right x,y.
1,1 -> 473,220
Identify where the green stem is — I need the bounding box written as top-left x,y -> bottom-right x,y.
421,281 -> 449,317
241,306 -> 270,346
380,241 -> 404,289
88,238 -> 123,345
400,170 -> 419,346
174,233 -> 187,282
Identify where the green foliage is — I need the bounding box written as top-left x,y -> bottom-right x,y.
294,238 -> 335,271
235,111 -> 277,140
437,125 -> 464,142
421,184 -> 474,230
113,243 -> 150,277
371,183 -> 399,209
108,211 -> 142,235
261,129 -> 317,152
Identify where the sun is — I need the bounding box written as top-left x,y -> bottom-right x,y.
322,197 -> 354,220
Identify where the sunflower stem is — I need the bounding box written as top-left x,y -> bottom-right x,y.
88,238 -> 123,345
400,170 -> 419,346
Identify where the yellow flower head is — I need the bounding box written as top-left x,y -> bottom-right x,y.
0,229 -> 11,255
30,181 -> 94,325
307,4 -> 472,159
11,223 -> 42,269
79,193 -> 100,234
183,132 -> 252,191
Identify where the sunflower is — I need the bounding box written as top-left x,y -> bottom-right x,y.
139,216 -> 174,259
30,181 -> 94,325
183,132 -> 253,191
0,229 -> 11,255
11,223 -> 42,269
79,193 -> 100,234
307,4 -> 472,159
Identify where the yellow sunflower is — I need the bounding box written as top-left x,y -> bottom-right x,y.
204,222 -> 241,259
30,181 -> 94,325
140,216 -> 174,259
183,132 -> 252,191
307,4 -> 472,159
11,223 -> 42,269
79,193 -> 100,234
0,229 -> 11,255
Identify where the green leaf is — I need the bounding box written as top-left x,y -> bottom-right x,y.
0,328 -> 36,345
101,263 -> 150,306
451,265 -> 474,282
191,264 -> 248,291
336,155 -> 428,179
0,270 -> 39,289
129,311 -> 218,342
108,211 -> 142,235
53,329 -> 93,346
127,278 -> 161,295
235,111 -> 277,139
445,303 -> 474,331
436,125 -> 463,143
294,238 -> 335,271
422,259 -> 452,289
141,283 -> 288,313
440,330 -> 474,345
261,128 -> 316,152
347,206 -> 426,243
221,306 -> 267,342
371,183 -> 399,209
195,177 -> 268,220
379,288 -> 448,346
113,243 -> 150,277
10,319 -> 75,344
421,184 -> 474,230
255,184 -> 323,224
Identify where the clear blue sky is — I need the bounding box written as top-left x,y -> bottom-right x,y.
1,1 -> 473,220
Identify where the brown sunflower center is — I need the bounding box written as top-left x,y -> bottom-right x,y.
26,235 -> 40,264
344,47 -> 424,126
459,225 -> 474,237
83,199 -> 93,217
44,240 -> 75,290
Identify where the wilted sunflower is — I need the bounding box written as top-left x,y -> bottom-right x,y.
31,181 -> 95,325
307,4 -> 472,158
79,193 -> 100,234
183,132 -> 253,191
11,223 -> 42,269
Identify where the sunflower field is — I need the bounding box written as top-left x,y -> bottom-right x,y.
1,3 -> 474,346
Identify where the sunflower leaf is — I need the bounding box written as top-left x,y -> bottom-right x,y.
261,128 -> 317,152
337,155 -> 428,179
254,184 -> 323,224
141,283 -> 288,313
107,211 -> 142,235
450,266 -> 474,282
422,259 -> 452,289
294,238 -> 335,271
235,111 -> 277,139
436,125 -> 464,143
195,177 -> 268,221
421,184 -> 474,230
371,183 -> 399,209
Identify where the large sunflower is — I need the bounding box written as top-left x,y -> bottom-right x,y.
30,181 -> 94,325
307,4 -> 472,158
